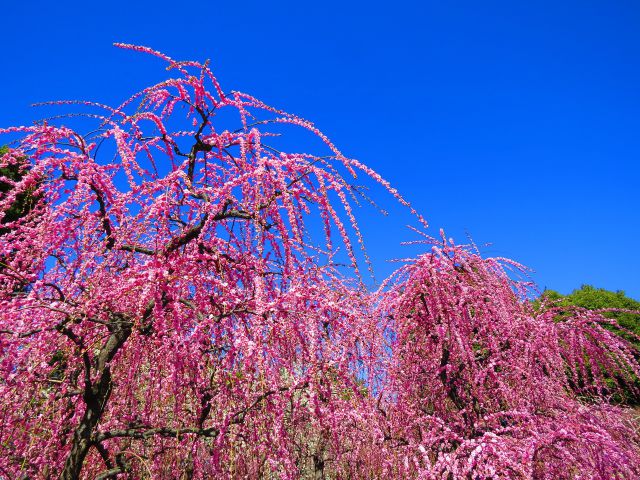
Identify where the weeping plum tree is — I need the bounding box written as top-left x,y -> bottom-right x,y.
375,240 -> 640,478
0,45 -> 639,479
0,44 -> 393,479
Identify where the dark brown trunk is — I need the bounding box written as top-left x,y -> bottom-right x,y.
60,320 -> 131,479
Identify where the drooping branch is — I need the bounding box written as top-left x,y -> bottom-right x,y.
90,183 -> 115,250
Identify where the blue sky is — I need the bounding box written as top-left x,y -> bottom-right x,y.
1,1 -> 639,298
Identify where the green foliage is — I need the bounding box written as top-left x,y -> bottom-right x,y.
537,285 -> 640,405
539,285 -> 640,347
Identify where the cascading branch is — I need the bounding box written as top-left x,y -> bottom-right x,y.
0,45 -> 639,479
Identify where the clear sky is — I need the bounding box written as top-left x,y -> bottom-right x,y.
1,1 -> 638,298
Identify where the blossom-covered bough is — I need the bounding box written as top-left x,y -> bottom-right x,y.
0,45 -> 639,479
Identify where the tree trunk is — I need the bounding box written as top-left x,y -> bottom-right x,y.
60,319 -> 131,479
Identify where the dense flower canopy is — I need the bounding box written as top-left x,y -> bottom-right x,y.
0,45 -> 639,479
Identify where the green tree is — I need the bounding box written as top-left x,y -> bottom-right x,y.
539,285 -> 640,347
538,285 -> 640,405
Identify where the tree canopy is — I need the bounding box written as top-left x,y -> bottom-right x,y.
1,45 -> 639,479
